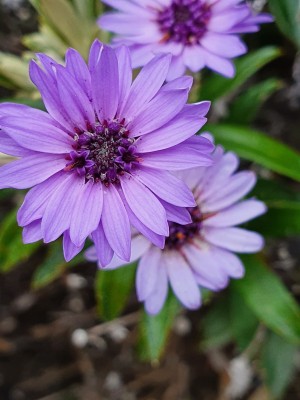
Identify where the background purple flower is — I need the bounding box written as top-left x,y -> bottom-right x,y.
0,41 -> 214,265
86,143 -> 266,314
99,0 -> 273,80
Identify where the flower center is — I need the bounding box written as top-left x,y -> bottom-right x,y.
66,119 -> 139,185
165,206 -> 202,250
157,0 -> 212,45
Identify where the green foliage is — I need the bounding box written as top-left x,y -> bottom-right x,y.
200,47 -> 281,101
206,123 -> 300,181
139,292 -> 180,362
95,263 -> 137,321
233,255 -> 300,345
32,241 -> 83,289
248,200 -> 300,238
269,0 -> 300,48
0,209 -> 39,273
201,296 -> 233,349
227,78 -> 282,124
261,331 -> 297,399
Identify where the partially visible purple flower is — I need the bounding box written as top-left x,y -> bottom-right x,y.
86,142 -> 266,314
0,41 -> 213,265
99,0 -> 273,80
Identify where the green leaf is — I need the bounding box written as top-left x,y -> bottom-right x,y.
30,0 -> 97,59
0,52 -> 34,91
233,255 -> 300,345
201,296 -> 233,350
206,123 -> 300,181
269,0 -> 300,48
200,47 -> 281,101
95,263 -> 136,321
0,98 -> 45,110
251,178 -> 300,203
229,287 -> 258,351
248,200 -> 300,238
139,292 -> 180,362
0,209 -> 39,273
32,241 -> 83,289
227,78 -> 282,124
261,331 -> 297,398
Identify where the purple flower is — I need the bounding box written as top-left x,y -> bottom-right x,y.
86,142 -> 266,314
99,0 -> 273,79
0,41 -> 214,265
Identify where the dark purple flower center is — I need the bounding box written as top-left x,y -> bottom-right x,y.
157,0 -> 212,45
165,206 -> 202,250
66,119 -> 139,185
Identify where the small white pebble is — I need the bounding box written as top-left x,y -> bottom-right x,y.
109,325 -> 129,343
104,371 -> 123,391
174,315 -> 191,336
71,329 -> 89,348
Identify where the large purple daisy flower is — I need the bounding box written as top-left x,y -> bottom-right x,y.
86,142 -> 266,314
0,41 -> 213,265
99,0 -> 273,80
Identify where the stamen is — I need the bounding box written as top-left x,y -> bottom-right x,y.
157,0 -> 212,45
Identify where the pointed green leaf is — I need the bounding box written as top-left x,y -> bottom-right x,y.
233,255 -> 300,345
261,331 -> 297,398
206,124 -> 300,181
95,263 -> 136,321
200,47 -> 281,101
139,292 -> 180,362
0,209 -> 39,273
269,0 -> 300,48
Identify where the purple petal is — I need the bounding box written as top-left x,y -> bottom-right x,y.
121,193 -> 165,248
69,182 -> 103,246
164,251 -> 201,309
161,76 -> 193,91
201,48 -> 235,78
0,131 -> 32,157
202,171 -> 256,213
134,166 -> 195,207
203,227 -> 264,253
160,199 -> 192,224
17,171 -> 65,226
29,61 -> 73,130
129,88 -> 188,137
42,174 -> 85,243
166,55 -> 186,81
183,46 -> 205,72
136,102 -> 210,153
1,116 -> 72,153
141,143 -> 213,170
56,65 -> 95,130
201,33 -> 247,58
136,246 -> 162,301
121,53 -> 171,118
183,243 -> 229,290
101,184 -> 131,261
91,45 -> 119,121
106,234 -> 151,270
65,48 -> 92,101
144,265 -> 169,315
0,154 -> 66,189
208,8 -> 250,32
63,231 -> 84,262
91,222 -> 114,268
120,174 -> 168,236
22,220 -> 43,243
203,199 -> 267,228
115,46 -> 132,116
210,246 -> 245,279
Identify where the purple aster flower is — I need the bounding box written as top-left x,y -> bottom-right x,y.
86,142 -> 266,314
99,0 -> 273,79
0,41 -> 214,265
